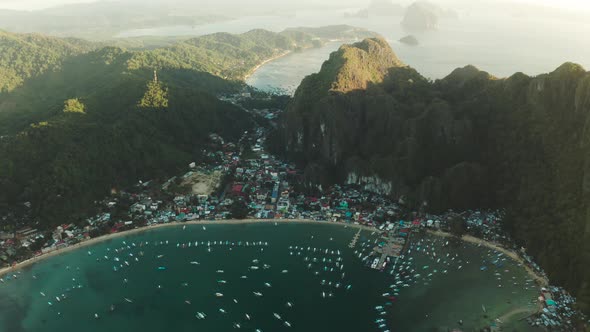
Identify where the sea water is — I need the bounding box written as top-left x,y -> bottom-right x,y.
118,9 -> 590,93
0,223 -> 540,332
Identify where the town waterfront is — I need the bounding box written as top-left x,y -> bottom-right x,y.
0,222 -> 540,332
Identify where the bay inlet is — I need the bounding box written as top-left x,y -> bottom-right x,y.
0,223 -> 540,332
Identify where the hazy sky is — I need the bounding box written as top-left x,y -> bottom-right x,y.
0,0 -> 97,10
0,0 -> 589,11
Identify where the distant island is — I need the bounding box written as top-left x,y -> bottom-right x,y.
345,0 -> 405,19
367,0 -> 405,17
399,35 -> 419,46
400,1 -> 458,31
401,2 -> 439,30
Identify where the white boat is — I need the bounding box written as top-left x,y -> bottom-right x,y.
40,292 -> 46,297
264,282 -> 272,287
219,308 -> 226,313
245,314 -> 251,320
253,291 -> 263,297
190,261 -> 200,265
216,270 -> 224,273
215,293 -> 224,297
124,298 -> 133,303
281,270 -> 288,273
185,300 -> 191,305
94,313 -> 99,319
284,321 -> 291,327
273,313 -> 281,320
286,302 -> 293,307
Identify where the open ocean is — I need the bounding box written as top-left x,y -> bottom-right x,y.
0,223 -> 540,332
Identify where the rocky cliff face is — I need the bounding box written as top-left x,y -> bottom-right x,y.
270,38 -> 590,311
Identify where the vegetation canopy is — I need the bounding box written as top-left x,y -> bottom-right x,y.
138,75 -> 169,109
63,98 -> 86,113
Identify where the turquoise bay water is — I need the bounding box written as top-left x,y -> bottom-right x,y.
0,223 -> 539,332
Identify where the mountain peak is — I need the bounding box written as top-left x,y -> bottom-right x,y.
319,37 -> 405,94
550,62 -> 586,77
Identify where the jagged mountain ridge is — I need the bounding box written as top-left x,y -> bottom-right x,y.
271,37 -> 590,311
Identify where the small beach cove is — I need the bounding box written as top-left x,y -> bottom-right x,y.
246,42 -> 344,95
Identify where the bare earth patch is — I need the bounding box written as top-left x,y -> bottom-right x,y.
180,170 -> 223,195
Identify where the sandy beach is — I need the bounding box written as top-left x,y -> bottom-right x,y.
428,229 -> 549,287
243,50 -> 291,80
0,219 -> 548,291
0,219 -> 374,278
498,306 -> 537,323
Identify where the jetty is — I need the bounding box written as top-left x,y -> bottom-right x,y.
349,228 -> 361,248
371,226 -> 407,270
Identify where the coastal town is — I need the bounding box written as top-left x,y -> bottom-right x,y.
0,94 -> 588,331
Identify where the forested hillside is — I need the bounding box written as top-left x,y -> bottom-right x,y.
271,37 -> 590,312
0,30 -> 94,92
127,28 -> 341,80
0,26 -> 375,226
0,43 -> 252,225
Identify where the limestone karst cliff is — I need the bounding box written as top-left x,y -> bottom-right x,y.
269,38 -> 590,311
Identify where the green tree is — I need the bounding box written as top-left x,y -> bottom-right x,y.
229,199 -> 250,219
28,238 -> 46,252
63,98 -> 86,113
138,78 -> 169,109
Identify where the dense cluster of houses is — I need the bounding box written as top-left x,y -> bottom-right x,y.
529,286 -> 582,330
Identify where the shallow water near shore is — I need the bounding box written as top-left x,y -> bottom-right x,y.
0,223 -> 539,332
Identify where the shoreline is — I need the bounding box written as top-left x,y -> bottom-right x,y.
0,220 -> 549,290
428,229 -> 549,287
243,50 -> 292,81
0,219 -> 374,278
243,39 -> 352,82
